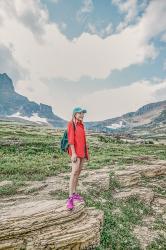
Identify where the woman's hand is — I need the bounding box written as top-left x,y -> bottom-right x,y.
71,153 -> 77,163
70,144 -> 77,162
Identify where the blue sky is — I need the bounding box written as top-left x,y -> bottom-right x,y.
0,0 -> 166,121
41,0 -> 122,39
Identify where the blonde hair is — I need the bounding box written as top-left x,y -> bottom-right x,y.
71,113 -> 76,124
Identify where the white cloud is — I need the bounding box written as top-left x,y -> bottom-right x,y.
59,22 -> 67,30
78,79 -> 166,121
80,0 -> 94,13
152,79 -> 166,100
0,0 -> 49,41
161,32 -> 166,42
87,22 -> 113,37
0,44 -> 27,81
0,0 -> 166,120
113,0 -> 148,31
15,77 -> 53,108
76,0 -> 94,23
105,23 -> 113,35
113,0 -> 137,22
0,0 -> 165,82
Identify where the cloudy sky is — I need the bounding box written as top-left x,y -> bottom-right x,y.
0,0 -> 166,122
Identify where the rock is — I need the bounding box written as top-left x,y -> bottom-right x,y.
113,187 -> 154,205
0,195 -> 31,208
133,225 -> 163,250
152,197 -> 166,214
114,160 -> 166,187
0,180 -> 13,187
142,216 -> 156,227
17,182 -> 48,194
80,166 -> 110,192
139,163 -> 166,178
0,199 -> 104,250
114,170 -> 141,187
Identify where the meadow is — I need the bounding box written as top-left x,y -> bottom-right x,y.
0,120 -> 165,249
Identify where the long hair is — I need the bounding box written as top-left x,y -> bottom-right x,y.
72,113 -> 76,126
71,113 -> 83,126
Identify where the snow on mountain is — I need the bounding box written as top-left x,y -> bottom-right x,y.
7,112 -> 48,124
105,121 -> 126,129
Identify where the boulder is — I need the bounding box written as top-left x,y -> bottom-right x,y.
114,160 -> 166,187
113,187 -> 154,205
0,199 -> 104,250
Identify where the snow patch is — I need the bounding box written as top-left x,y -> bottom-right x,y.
7,112 -> 48,124
106,120 -> 125,129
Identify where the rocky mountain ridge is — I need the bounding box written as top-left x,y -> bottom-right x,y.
0,73 -> 67,127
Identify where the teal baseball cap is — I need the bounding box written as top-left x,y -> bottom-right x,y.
72,107 -> 87,116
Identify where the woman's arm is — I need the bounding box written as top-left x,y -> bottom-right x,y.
67,122 -> 77,162
70,144 -> 76,154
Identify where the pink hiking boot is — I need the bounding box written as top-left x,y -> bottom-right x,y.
66,195 -> 74,210
72,192 -> 84,202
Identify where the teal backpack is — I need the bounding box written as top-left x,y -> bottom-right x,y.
60,121 -> 76,152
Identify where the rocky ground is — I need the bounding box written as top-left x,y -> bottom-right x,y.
0,158 -> 165,249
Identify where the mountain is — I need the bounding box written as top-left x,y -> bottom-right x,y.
85,100 -> 166,133
0,73 -> 165,133
0,73 -> 67,127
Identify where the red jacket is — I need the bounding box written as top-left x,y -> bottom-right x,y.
67,118 -> 89,160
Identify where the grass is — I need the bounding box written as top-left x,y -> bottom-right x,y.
0,121 -> 165,183
0,180 -> 26,197
153,215 -> 166,231
146,234 -> 166,250
80,187 -> 153,249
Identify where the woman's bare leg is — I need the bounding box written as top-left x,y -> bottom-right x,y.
74,157 -> 85,193
69,157 -> 81,196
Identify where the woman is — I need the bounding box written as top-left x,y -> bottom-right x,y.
66,107 -> 89,210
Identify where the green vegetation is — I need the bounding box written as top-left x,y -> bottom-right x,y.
0,122 -> 70,182
0,122 -> 165,184
146,234 -> 166,250
80,187 -> 153,249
